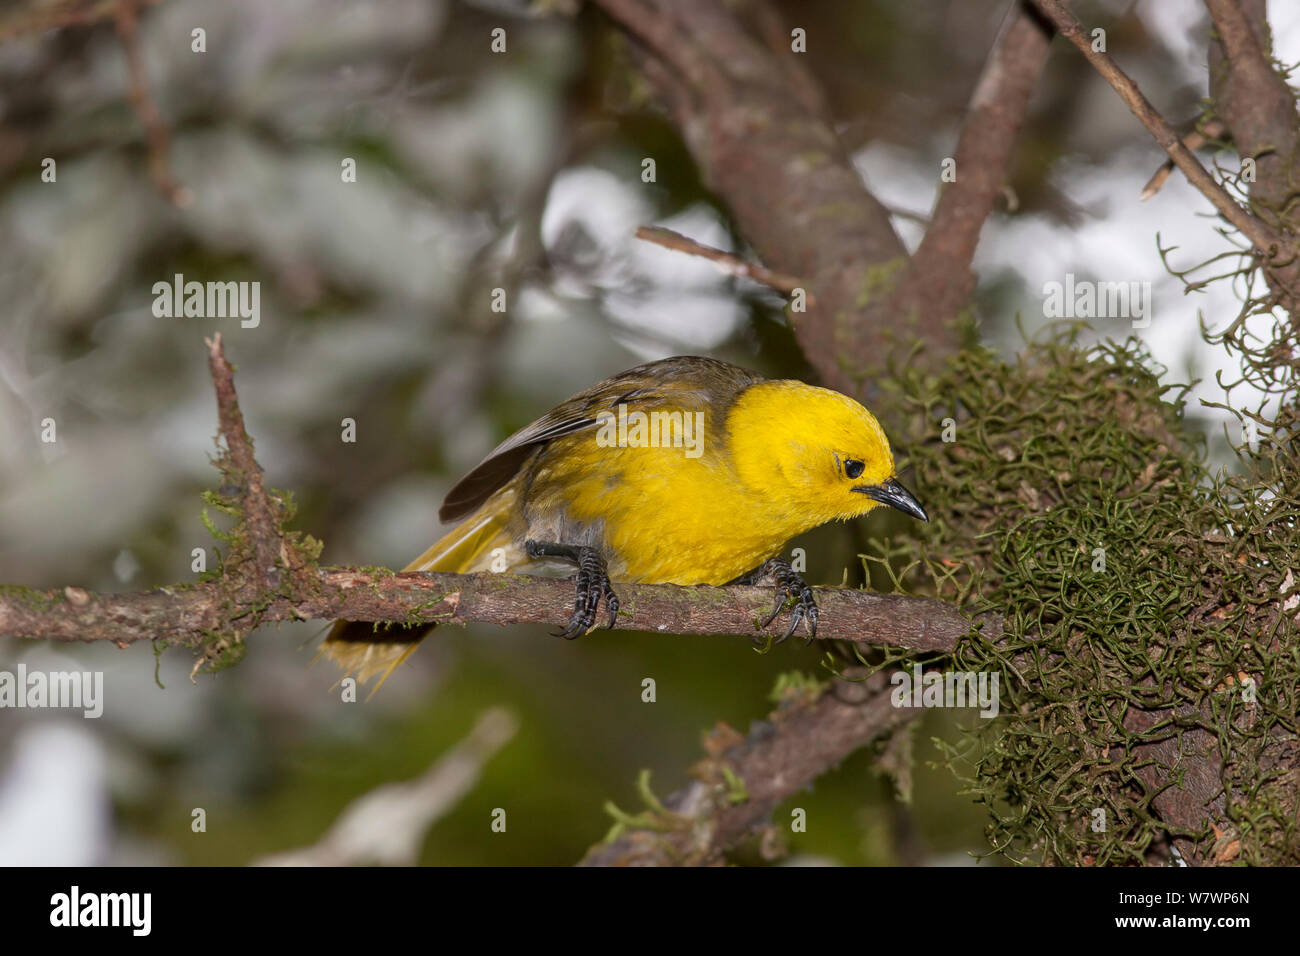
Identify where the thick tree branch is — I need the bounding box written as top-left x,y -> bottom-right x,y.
592,0 -> 912,396
570,0 -> 1046,865
0,568 -> 977,653
1019,1 -> 1300,863
581,670 -> 915,865
1120,0 -> 1300,865
596,0 -> 1054,402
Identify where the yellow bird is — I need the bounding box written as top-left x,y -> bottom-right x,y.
322,355 -> 926,686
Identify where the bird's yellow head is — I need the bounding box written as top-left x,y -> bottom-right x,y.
725,380 -> 927,531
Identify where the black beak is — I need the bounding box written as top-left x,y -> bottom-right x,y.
856,477 -> 928,522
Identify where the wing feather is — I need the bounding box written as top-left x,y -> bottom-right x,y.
438,356 -> 762,522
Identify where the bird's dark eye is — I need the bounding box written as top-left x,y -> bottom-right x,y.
844,458 -> 865,479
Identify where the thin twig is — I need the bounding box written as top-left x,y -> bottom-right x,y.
1030,0 -> 1289,263
1140,119 -> 1227,201
113,0 -> 190,207
634,226 -> 811,298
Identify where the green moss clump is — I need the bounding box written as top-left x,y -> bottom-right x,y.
0,585 -> 65,612
870,327 -> 1300,865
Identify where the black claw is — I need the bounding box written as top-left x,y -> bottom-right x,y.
802,603 -> 820,645
759,593 -> 783,629
747,557 -> 819,644
603,579 -> 620,629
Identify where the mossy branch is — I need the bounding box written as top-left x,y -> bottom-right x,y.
0,568 -> 982,651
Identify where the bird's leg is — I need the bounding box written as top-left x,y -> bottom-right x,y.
525,540 -> 620,638
731,557 -> 819,644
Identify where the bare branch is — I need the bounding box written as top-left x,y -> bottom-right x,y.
113,0 -> 189,207
634,226 -> 811,298
1029,0 -> 1294,272
1140,119 -> 1227,201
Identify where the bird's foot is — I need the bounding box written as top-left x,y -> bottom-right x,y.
525,540 -> 620,638
749,557 -> 819,645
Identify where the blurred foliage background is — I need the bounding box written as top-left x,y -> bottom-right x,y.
0,0 -> 1289,864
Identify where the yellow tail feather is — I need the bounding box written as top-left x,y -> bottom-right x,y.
318,487 -> 519,691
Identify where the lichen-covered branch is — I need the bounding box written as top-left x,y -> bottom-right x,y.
205,334 -> 285,593
0,567 -> 977,653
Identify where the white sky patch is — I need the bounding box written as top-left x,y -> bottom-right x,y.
0,724 -> 110,866
538,166 -> 745,352
851,140 -> 937,254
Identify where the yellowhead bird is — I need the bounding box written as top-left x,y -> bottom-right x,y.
322,356 -> 926,687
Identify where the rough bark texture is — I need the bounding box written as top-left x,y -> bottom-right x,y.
0,567 -> 980,652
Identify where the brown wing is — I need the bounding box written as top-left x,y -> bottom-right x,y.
438,355 -> 763,522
